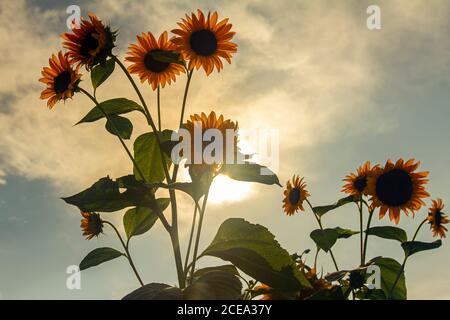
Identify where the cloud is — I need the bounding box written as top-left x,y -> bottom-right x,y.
0,169 -> 6,186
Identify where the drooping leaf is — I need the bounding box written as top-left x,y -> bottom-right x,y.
365,226 -> 407,243
184,270 -> 242,300
201,218 -> 311,292
312,196 -> 355,217
193,265 -> 239,279
123,199 -> 170,239
77,98 -> 144,124
62,176 -> 155,212
91,58 -> 115,90
374,257 -> 407,300
134,131 -> 172,183
334,227 -> 359,239
402,240 -> 442,258
310,229 -> 339,252
105,114 -> 133,139
122,283 -> 182,300
220,163 -> 281,186
79,247 -> 124,271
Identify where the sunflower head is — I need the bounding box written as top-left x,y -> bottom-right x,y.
80,212 -> 103,240
428,199 -> 449,238
367,158 -> 429,224
62,13 -> 116,70
183,111 -> 239,171
172,9 -> 237,75
39,51 -> 81,109
125,31 -> 185,90
342,161 -> 379,198
282,175 -> 310,216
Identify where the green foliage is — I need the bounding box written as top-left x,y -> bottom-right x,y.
312,196 -> 355,217
123,198 -> 170,239
122,283 -> 182,300
220,163 -> 281,186
91,58 -> 115,90
310,227 -> 357,252
184,270 -> 242,300
134,131 -> 172,183
402,240 -> 442,258
365,226 -> 407,243
62,176 -> 155,212
105,115 -> 133,139
202,218 -> 311,292
374,257 -> 407,300
80,247 -> 124,271
77,98 -> 144,124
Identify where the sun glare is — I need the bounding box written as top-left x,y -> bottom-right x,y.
208,175 -> 253,204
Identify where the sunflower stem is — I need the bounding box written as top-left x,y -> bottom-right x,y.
388,218 -> 427,299
358,198 -> 364,266
362,207 -> 374,265
184,201 -> 200,275
103,220 -> 144,287
157,85 -> 161,132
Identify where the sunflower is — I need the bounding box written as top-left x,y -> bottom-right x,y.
427,199 -> 449,238
39,51 -> 81,109
62,13 -> 116,69
183,111 -> 239,170
367,159 -> 429,224
171,9 -> 237,75
282,175 -> 310,216
125,31 -> 185,90
342,161 -> 379,198
80,212 -> 103,240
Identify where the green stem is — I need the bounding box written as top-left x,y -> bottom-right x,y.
362,208 -> 374,265
388,218 -> 427,299
189,190 -> 210,281
184,201 -> 200,274
103,220 -> 144,286
306,199 -> 339,271
313,245 -> 319,270
113,56 -> 184,289
157,85 -> 161,132
358,199 -> 364,266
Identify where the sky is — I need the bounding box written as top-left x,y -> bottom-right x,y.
0,0 -> 449,299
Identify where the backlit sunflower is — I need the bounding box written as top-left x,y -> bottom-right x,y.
80,212 -> 103,240
342,161 -> 379,198
183,111 -> 239,171
171,9 -> 237,75
39,51 -> 81,109
125,31 -> 185,90
367,159 -> 429,224
62,13 -> 116,69
427,199 -> 449,238
282,175 -> 310,216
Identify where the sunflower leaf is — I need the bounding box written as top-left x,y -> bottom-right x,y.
91,58 -> 115,90
105,114 -> 133,140
123,283 -> 182,300
365,226 -> 407,243
76,98 -> 144,124
310,228 -> 339,252
312,196 -> 355,217
401,240 -> 442,258
220,163 -> 281,186
184,270 -> 242,300
373,257 -> 407,300
79,247 -> 124,271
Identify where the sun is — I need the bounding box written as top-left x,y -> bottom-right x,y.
208,175 -> 253,204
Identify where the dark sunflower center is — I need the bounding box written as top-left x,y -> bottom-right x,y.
289,188 -> 301,205
375,169 -> 413,207
80,31 -> 100,57
354,176 -> 368,193
190,29 -> 218,56
435,211 -> 442,227
54,71 -> 72,93
144,50 -> 170,73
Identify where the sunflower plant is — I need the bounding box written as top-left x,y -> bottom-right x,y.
40,10 -> 446,300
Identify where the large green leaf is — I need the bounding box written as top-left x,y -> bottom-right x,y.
123,199 -> 170,239
184,270 -> 242,300
91,58 -> 115,90
310,229 -> 338,252
105,114 -> 133,140
402,240 -> 442,258
312,196 -> 355,217
201,218 -> 311,292
374,257 -> 406,300
79,247 -> 124,271
193,265 -> 239,279
220,163 -> 281,186
77,98 -> 144,124
366,226 -> 407,243
134,131 -> 172,183
122,283 -> 182,300
62,176 -> 155,212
